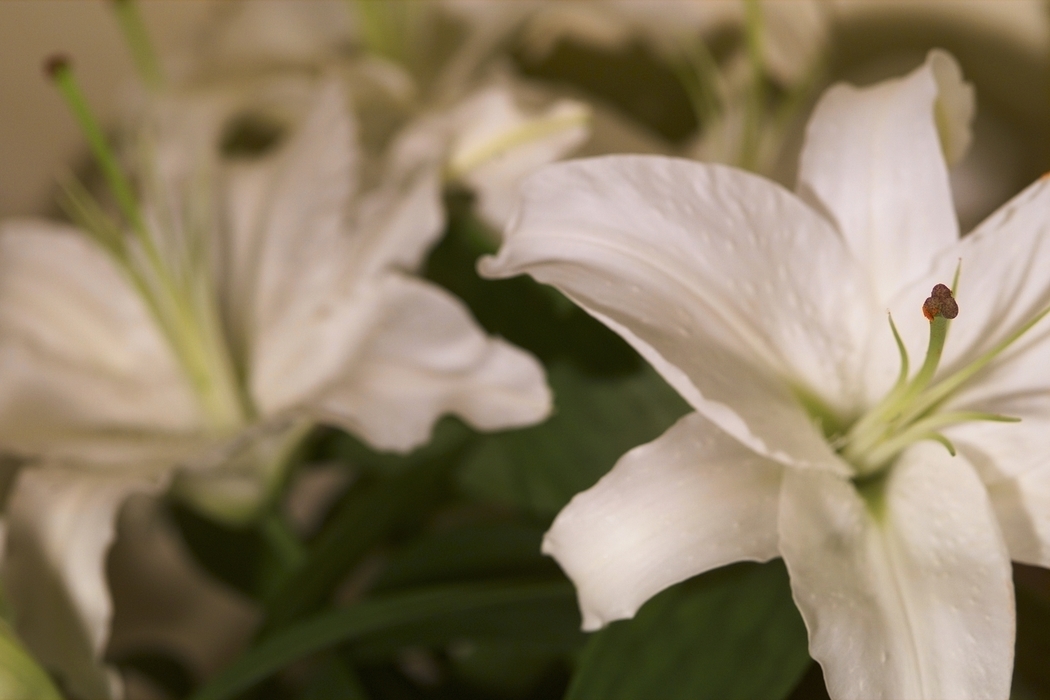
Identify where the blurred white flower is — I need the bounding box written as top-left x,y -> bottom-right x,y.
482,50 -> 1050,699
182,1 -> 593,234
0,78 -> 550,699
388,83 -> 591,232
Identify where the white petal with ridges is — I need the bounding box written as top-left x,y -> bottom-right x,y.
246,79 -> 365,414
315,273 -> 550,452
780,442 -> 1013,700
0,221 -> 202,458
543,411 -> 782,631
796,50 -> 965,307
482,156 -> 886,470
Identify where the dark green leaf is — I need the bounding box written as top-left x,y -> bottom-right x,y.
372,522 -> 560,592
448,641 -> 569,698
167,498 -> 267,599
263,421 -> 473,630
189,580 -> 577,700
566,561 -> 811,700
300,654 -> 369,700
458,362 -> 689,519
513,39 -> 699,143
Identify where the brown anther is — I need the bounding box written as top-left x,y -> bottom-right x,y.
44,54 -> 71,79
922,283 -> 958,321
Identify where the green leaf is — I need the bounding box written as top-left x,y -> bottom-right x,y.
566,561 -> 811,700
0,619 -> 62,700
448,640 -> 570,698
459,362 -> 689,519
372,521 -> 561,592
189,580 -> 577,700
263,420 -> 473,630
513,39 -> 699,144
300,654 -> 369,700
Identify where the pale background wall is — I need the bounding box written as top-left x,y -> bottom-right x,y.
0,1 -> 216,218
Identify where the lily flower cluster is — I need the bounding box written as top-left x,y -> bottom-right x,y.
485,49 -> 1050,700
1,2 -> 1048,700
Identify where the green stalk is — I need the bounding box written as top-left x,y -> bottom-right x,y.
112,0 -> 164,89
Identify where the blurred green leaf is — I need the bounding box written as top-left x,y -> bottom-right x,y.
263,420 -> 473,630
459,362 -> 689,519
0,619 -> 62,700
168,498 -> 267,599
189,580 -> 577,700
448,641 -> 569,698
514,39 -> 699,143
301,654 -> 369,700
566,561 -> 811,700
372,522 -> 560,592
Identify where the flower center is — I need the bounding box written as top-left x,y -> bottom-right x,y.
48,57 -> 253,433
827,275 -> 1048,480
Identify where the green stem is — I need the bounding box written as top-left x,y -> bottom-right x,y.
740,0 -> 766,171
49,60 -> 149,244
112,0 -> 164,89
260,511 -> 307,573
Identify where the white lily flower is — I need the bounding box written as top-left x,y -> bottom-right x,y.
0,77 -> 550,699
481,50 -> 1050,699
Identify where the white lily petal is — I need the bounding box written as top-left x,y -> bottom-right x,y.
346,165 -> 445,280
930,49 -> 976,167
892,176 -> 1050,373
0,220 -> 202,458
315,273 -> 550,452
482,156 -> 886,471
987,465 -> 1050,568
251,167 -> 444,417
543,411 -> 782,631
796,50 -> 965,306
780,442 -> 1013,700
247,78 -> 355,375
3,466 -> 167,700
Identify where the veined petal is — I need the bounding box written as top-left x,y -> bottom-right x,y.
796,50 -> 966,306
780,443 -> 1013,700
543,412 -> 782,631
0,220 -> 202,457
246,78 -> 356,382
2,466 -> 168,700
481,156 -> 886,471
314,273 -> 550,452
